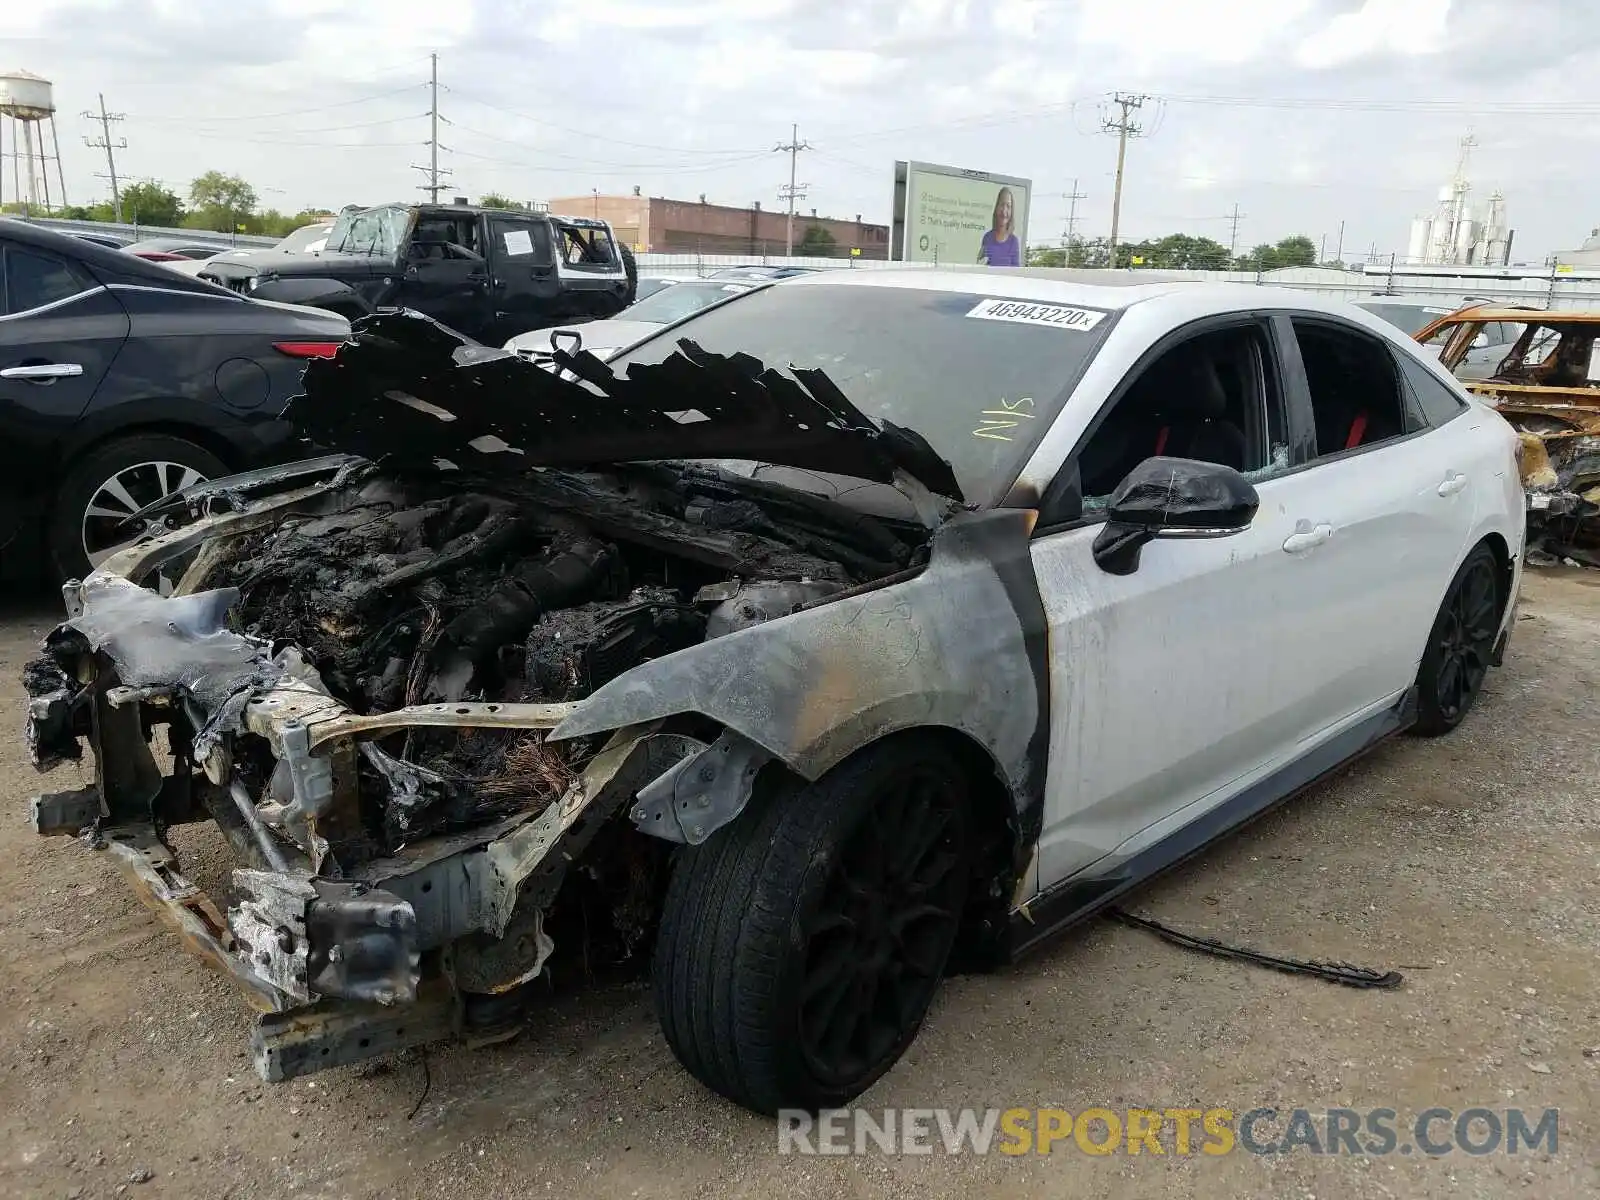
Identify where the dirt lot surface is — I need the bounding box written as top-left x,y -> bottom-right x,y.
0,569 -> 1596,1199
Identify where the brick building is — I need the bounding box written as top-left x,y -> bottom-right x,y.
546,191 -> 889,258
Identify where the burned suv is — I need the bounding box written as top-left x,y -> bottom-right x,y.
201,201 -> 636,344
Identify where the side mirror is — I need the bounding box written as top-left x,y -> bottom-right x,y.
1471,332 -> 1490,350
1092,456 -> 1260,575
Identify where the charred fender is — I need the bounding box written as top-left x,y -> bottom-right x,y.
552,508 -> 1051,848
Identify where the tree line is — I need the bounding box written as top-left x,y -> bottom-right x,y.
1029,233 -> 1325,271
2,171 -> 332,237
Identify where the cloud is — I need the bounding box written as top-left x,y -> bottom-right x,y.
1294,0 -> 1451,69
2,0 -> 1593,260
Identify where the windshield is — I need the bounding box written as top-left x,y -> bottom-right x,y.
324,206 -> 409,257
623,281 -> 751,325
276,223 -> 332,253
606,283 -> 1117,505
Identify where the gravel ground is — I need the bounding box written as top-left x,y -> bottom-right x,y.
0,569 -> 1596,1200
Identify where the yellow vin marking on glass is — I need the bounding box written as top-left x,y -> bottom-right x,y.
973,396 -> 1036,441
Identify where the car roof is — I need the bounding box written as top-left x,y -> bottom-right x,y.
779,267 -> 1268,311
1424,307 -> 1600,324
1354,296 -> 1468,309
124,237 -> 230,252
0,218 -> 240,294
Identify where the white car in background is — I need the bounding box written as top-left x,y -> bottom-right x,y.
503,277 -> 759,364
166,221 -> 335,278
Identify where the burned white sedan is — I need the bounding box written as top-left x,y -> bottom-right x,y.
26,271 -> 1525,1115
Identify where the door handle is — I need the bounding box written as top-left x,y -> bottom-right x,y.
1437,471 -> 1468,497
0,362 -> 83,381
1282,521 -> 1333,554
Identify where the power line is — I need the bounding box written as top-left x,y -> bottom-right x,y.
82,93 -> 127,221
446,118 -> 764,170
122,82 -> 425,124
775,123 -> 811,258
1100,93 -> 1147,256
449,88 -> 766,157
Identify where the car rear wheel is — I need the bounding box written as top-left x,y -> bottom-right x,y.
1411,543 -> 1501,736
49,434 -> 226,588
653,734 -> 971,1114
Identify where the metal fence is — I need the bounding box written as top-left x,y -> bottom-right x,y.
637,253 -> 1600,310
20,215 -> 279,249
18,214 -> 1600,312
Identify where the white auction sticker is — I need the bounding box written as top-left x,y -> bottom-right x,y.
966,298 -> 1107,330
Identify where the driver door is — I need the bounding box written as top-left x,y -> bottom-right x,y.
1029,317 -> 1308,887
398,218 -> 489,339
400,258 -> 489,338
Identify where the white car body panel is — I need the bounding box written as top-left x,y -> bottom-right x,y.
504,317 -> 664,362
837,275 -> 1535,899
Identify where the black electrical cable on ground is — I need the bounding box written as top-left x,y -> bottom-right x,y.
1107,908 -> 1403,989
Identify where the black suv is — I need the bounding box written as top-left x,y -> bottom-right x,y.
201,202 -> 637,344
0,219 -> 350,583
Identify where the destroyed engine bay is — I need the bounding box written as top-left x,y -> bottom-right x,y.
206,462 -> 924,862
23,310 -> 1032,1081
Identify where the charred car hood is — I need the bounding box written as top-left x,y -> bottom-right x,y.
205,251 -> 381,282
288,310 -> 964,504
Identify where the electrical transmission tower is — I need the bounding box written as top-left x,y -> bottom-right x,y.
82,93 -> 126,221
411,53 -> 452,202
774,123 -> 811,257
1100,92 -> 1147,259
1061,178 -> 1087,247
1226,202 -> 1246,258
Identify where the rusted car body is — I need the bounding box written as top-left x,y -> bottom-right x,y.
1416,308 -> 1600,565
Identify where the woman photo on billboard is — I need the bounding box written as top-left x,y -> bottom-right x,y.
978,186 -> 1020,266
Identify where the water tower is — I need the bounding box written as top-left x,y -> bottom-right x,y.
0,69 -> 68,213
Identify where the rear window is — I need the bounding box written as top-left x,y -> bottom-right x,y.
3,246 -> 91,315
1358,302 -> 1453,337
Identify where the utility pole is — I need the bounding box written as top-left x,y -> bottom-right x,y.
1226,202 -> 1245,258
1061,178 -> 1087,244
411,53 -> 452,201
774,123 -> 811,257
1101,92 -> 1146,261
82,93 -> 127,221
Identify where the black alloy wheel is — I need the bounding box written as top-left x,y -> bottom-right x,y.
1413,543 -> 1501,735
653,734 -> 972,1114
797,765 -> 967,1091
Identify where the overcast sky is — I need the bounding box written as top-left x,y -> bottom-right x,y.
4,0 -> 1595,261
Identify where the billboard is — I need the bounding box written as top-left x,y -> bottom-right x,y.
892,161 -> 1031,266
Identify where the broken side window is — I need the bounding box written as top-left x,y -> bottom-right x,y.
489,217 -> 553,265
1075,324 -> 1273,501
1292,320 -> 1409,458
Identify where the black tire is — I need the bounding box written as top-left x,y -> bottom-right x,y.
653,734 -> 971,1114
619,243 -> 638,305
1411,542 -> 1501,737
48,433 -> 227,582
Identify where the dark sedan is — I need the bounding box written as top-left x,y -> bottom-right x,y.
0,219 -> 349,582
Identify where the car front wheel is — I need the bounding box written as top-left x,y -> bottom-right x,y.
653,734 -> 971,1114
49,433 -> 226,587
